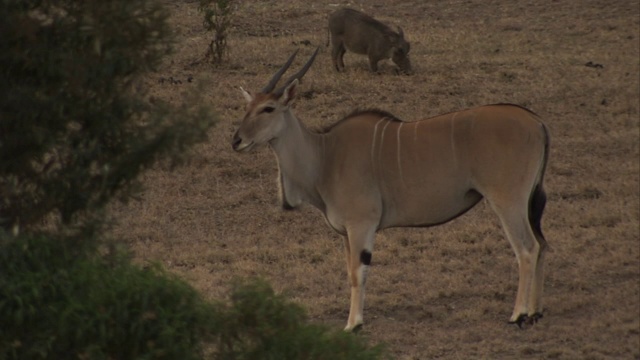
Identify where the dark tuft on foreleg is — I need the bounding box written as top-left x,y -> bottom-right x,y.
360,250 -> 372,265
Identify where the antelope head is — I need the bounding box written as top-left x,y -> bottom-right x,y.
232,48 -> 319,152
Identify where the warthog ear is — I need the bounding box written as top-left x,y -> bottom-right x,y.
279,79 -> 298,106
397,26 -> 405,38
240,87 -> 254,103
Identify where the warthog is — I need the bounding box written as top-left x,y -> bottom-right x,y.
327,8 -> 412,74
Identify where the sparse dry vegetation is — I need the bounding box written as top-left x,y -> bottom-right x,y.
199,0 -> 236,64
111,0 -> 639,358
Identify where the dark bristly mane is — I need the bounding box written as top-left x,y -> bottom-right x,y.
317,109 -> 404,134
343,8 -> 396,35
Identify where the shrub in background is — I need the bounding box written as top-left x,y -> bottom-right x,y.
199,0 -> 236,64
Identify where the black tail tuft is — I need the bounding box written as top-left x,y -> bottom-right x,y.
529,183 -> 547,244
529,121 -> 550,250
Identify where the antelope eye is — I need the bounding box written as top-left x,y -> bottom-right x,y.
261,106 -> 275,114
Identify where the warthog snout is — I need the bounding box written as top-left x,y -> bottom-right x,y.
392,46 -> 412,75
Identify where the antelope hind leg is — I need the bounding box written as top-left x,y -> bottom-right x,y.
530,234 -> 547,318
491,202 -> 542,326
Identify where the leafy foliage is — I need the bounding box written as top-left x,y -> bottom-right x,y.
0,235 -> 387,360
0,233 -> 219,360
0,2 -> 387,359
0,0 -> 215,234
210,278 -> 389,360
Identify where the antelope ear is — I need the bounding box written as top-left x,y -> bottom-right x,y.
280,79 -> 298,106
240,87 -> 254,103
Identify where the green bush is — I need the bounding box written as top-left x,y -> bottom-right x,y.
210,278 -> 388,360
0,235 -> 387,360
0,1 -> 388,358
0,234 -> 218,360
0,0 -> 214,234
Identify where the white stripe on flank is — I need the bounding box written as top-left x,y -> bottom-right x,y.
397,122 -> 407,187
371,118 -> 386,171
378,119 -> 392,178
413,121 -> 420,184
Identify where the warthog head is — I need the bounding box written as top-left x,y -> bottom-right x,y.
389,27 -> 412,74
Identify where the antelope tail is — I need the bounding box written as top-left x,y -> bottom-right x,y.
528,122 -> 550,250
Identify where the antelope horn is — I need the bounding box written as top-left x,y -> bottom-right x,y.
262,49 -> 299,93
274,47 -> 319,96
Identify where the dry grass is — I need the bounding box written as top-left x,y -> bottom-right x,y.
111,0 -> 639,358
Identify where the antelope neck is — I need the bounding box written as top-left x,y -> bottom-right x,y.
268,110 -> 325,209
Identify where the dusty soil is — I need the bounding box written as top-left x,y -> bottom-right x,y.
111,0 -> 640,358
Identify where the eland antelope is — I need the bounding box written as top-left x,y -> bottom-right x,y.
231,49 -> 550,331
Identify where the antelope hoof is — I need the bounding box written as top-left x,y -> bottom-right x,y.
344,323 -> 363,333
508,314 -> 529,328
351,323 -> 364,333
510,313 -> 544,328
530,312 -> 544,323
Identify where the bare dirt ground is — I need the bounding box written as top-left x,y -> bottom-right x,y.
111,0 -> 640,358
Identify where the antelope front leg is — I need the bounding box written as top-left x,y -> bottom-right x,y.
344,224 -> 376,332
